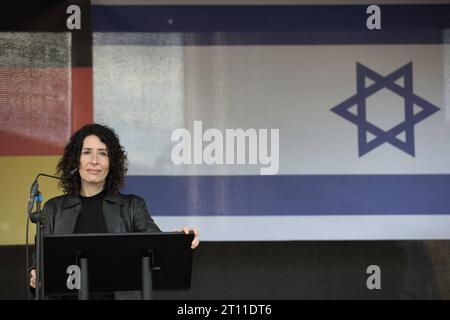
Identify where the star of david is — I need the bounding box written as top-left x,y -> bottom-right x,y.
330,62 -> 440,157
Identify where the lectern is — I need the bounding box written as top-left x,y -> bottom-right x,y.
41,232 -> 194,300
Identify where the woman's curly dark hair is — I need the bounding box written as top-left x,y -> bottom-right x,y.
57,124 -> 128,195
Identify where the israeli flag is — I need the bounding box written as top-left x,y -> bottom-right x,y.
92,4 -> 450,240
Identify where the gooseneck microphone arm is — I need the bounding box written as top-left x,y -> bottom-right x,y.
27,170 -> 77,219
37,173 -> 62,180
27,174 -> 62,215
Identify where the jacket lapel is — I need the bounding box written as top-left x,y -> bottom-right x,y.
103,193 -> 126,233
56,195 -> 82,234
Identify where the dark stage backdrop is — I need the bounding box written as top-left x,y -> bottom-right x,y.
1,241 -> 448,299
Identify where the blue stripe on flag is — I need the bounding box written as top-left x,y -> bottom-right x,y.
122,175 -> 450,216
92,5 -> 450,45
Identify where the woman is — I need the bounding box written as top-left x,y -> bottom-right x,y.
30,123 -> 199,290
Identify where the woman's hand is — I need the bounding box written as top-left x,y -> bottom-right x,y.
30,269 -> 36,288
176,227 -> 200,249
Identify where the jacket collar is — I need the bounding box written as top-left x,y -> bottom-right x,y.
61,194 -> 81,208
62,192 -> 125,208
104,193 -> 126,205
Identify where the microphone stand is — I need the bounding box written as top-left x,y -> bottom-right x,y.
28,173 -> 62,300
30,187 -> 43,299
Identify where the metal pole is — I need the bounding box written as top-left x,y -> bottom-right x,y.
78,258 -> 89,300
35,219 -> 41,300
34,193 -> 43,300
141,256 -> 152,300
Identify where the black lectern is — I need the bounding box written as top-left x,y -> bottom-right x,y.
42,232 -> 194,300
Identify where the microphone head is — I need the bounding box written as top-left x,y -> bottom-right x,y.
27,180 -> 39,212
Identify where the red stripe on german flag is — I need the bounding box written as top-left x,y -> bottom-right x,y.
0,67 -> 93,156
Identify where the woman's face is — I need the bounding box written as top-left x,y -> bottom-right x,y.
79,135 -> 110,187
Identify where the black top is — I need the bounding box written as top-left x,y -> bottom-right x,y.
74,189 -> 108,234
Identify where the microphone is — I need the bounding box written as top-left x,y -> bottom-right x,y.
27,180 -> 39,213
27,168 -> 78,213
68,167 -> 78,176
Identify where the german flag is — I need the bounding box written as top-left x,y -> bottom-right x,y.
0,0 -> 92,245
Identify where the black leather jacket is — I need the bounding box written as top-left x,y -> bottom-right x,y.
42,193 -> 161,235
